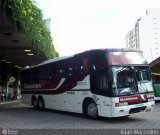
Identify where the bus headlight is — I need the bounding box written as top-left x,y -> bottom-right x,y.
115,102 -> 128,107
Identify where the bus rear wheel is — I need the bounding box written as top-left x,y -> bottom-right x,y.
33,98 -> 38,109
38,97 -> 45,111
84,101 -> 98,119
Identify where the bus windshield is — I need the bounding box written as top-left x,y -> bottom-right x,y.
108,50 -> 147,65
112,66 -> 152,96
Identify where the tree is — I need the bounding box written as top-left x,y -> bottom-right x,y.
0,0 -> 59,59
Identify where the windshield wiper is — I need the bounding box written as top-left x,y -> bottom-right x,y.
139,82 -> 149,93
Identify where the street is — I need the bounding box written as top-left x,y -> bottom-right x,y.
0,101 -> 160,135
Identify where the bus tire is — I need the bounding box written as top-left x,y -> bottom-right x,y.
38,97 -> 45,111
84,101 -> 98,119
33,97 -> 38,110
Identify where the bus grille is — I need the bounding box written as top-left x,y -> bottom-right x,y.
129,106 -> 146,114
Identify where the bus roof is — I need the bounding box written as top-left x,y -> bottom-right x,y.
22,55 -> 73,70
21,48 -> 144,71
77,48 -> 142,53
106,48 -> 143,53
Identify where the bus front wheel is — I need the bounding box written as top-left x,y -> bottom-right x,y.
84,101 -> 98,119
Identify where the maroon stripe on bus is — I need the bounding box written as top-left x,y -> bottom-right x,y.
21,75 -> 85,95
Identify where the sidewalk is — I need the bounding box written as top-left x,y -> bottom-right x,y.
0,100 -> 23,108
0,99 -> 22,104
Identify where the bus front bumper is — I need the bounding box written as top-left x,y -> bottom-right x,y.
111,101 -> 155,117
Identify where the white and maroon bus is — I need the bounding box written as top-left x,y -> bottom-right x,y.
20,49 -> 154,119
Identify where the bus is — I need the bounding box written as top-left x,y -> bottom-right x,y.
151,73 -> 160,101
20,49 -> 154,119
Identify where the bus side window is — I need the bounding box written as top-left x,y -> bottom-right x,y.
73,59 -> 84,75
54,63 -> 61,77
55,62 -> 63,78
59,62 -> 65,77
39,65 -> 49,80
26,70 -> 31,83
99,72 -> 110,96
56,64 -> 62,78
48,64 -> 54,79
56,61 -> 69,78
67,61 -> 73,76
52,63 -> 58,77
68,67 -> 73,76
90,54 -> 106,72
90,73 -> 99,93
31,68 -> 38,82
90,71 -> 109,96
82,57 -> 89,74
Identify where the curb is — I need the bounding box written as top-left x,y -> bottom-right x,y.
0,100 -> 22,105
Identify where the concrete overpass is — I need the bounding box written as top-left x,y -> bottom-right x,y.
0,8 -> 50,100
0,11 -> 47,68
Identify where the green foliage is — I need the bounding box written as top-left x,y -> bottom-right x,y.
0,0 -> 59,59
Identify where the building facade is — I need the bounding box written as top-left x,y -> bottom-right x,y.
125,9 -> 160,63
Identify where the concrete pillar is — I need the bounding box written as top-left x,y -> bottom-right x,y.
0,62 -> 8,89
0,62 -> 22,100
0,62 -> 9,100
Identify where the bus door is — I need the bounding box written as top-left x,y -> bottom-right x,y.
90,70 -> 112,117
